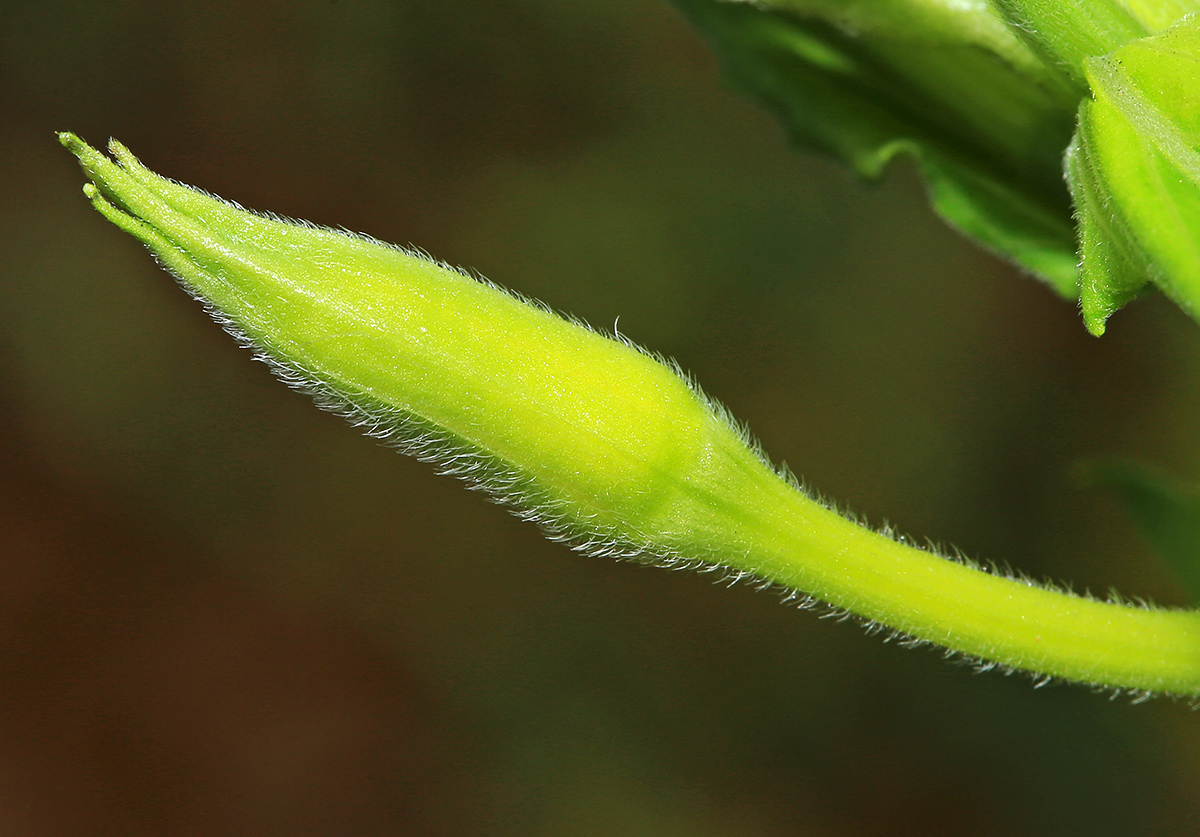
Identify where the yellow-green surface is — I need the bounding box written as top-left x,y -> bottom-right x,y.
63,133 -> 1200,695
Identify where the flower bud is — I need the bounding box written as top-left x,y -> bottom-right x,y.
57,132 -> 807,564
61,133 -> 1200,695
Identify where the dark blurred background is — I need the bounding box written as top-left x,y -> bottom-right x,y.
3,1 -> 1200,834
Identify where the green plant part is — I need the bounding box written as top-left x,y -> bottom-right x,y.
674,0 -> 1083,295
992,0 -> 1200,81
679,1 -> 1200,335
61,133 -> 1200,698
1085,459 -> 1200,604
1066,13 -> 1200,334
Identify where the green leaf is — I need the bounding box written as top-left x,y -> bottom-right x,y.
1066,14 -> 1200,334
673,0 -> 1083,295
1085,459 -> 1200,603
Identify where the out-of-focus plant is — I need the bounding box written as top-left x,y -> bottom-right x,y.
677,0 -> 1200,335
59,0 -> 1200,699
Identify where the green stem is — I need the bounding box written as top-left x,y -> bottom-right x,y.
731,469 -> 1200,694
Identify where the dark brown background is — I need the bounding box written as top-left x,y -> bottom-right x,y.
3,0 -> 1200,833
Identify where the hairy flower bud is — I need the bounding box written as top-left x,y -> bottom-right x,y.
57,132 -> 799,563
62,133 -> 1200,695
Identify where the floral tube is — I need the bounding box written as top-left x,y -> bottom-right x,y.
62,133 -> 1200,696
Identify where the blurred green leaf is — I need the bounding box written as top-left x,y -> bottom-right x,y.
1067,14 -> 1200,335
673,0 -> 1083,295
1086,459 -> 1200,603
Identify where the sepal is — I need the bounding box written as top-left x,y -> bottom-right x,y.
1066,14 -> 1200,333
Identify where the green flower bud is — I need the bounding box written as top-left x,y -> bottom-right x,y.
57,132 -> 782,561
1066,14 -> 1200,334
62,133 -> 1200,696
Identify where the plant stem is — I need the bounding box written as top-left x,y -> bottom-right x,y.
723,465 -> 1200,695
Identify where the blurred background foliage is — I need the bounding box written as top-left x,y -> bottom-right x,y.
3,0 -> 1200,833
